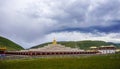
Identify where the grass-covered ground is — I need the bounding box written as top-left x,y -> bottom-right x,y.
0,54 -> 120,69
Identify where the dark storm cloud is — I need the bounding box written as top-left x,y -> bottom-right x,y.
55,20 -> 120,33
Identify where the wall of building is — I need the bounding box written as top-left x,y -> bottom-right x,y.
98,50 -> 115,54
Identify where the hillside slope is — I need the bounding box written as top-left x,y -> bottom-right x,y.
31,40 -> 120,49
0,36 -> 24,51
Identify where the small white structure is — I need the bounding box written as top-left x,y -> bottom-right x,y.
98,45 -> 116,54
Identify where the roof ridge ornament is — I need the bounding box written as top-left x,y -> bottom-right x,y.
52,38 -> 57,45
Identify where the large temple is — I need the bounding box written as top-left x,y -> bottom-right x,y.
1,39 -> 117,56
4,39 -> 101,55
28,38 -> 84,52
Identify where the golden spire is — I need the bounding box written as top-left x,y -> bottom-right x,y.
52,38 -> 57,45
0,46 -> 7,50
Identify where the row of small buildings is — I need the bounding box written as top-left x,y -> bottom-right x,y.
89,45 -> 116,54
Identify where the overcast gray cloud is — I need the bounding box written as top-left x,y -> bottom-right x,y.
0,0 -> 120,48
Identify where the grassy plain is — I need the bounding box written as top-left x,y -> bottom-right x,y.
0,54 -> 120,69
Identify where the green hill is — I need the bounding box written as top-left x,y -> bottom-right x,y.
31,40 -> 120,49
0,36 -> 24,51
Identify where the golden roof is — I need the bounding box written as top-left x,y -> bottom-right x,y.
0,47 -> 7,50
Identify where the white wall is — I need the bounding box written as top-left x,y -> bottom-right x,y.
98,50 -> 115,54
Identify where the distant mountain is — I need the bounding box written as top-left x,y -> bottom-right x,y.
31,40 -> 120,49
0,36 -> 24,51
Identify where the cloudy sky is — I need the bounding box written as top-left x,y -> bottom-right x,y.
0,0 -> 120,48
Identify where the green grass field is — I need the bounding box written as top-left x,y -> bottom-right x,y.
0,54 -> 120,69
